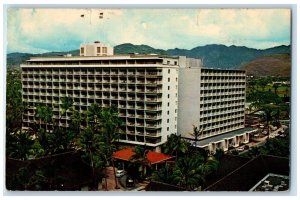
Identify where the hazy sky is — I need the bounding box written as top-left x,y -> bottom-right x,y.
7,8 -> 291,53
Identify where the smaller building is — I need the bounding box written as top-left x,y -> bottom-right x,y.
184,127 -> 257,153
80,41 -> 114,56
204,155 -> 289,191
112,148 -> 174,166
249,173 -> 289,191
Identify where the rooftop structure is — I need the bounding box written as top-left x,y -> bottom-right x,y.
80,41 -> 113,56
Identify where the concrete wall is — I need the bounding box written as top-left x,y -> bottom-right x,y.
177,68 -> 201,137
161,67 -> 179,143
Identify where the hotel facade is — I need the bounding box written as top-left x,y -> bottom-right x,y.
21,42 -> 255,152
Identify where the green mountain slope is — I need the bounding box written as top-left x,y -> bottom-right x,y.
7,44 -> 290,71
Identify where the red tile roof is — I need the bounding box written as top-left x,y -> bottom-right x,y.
112,148 -> 173,165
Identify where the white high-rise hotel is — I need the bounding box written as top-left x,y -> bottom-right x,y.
21,42 -> 256,152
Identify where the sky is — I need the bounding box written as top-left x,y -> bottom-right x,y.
6,8 -> 291,54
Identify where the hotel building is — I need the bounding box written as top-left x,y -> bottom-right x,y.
178,66 -> 256,152
21,42 -> 255,152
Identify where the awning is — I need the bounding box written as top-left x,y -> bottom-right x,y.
112,148 -> 174,165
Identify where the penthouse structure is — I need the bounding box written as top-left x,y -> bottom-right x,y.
21,42 -> 255,152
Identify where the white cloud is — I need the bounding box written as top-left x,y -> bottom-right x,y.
6,8 -> 291,53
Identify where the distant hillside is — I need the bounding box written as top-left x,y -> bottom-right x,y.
7,44 -> 290,71
166,44 -> 290,69
114,43 -> 167,55
6,50 -> 79,69
241,54 -> 291,77
114,43 -> 290,69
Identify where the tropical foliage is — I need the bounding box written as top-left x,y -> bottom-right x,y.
6,69 -> 24,133
162,134 -> 190,159
6,99 -> 123,190
152,132 -> 220,191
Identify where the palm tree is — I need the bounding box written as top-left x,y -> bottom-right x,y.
189,125 -> 203,153
151,164 -> 175,185
248,146 -> 261,158
99,107 -> 123,145
130,145 -> 151,179
77,126 -> 105,190
35,103 -> 53,131
86,103 -> 102,132
70,110 -> 83,136
60,97 -> 73,118
47,128 -> 75,154
98,106 -> 123,188
213,148 -> 224,161
261,104 -> 276,139
59,97 -> 73,129
162,134 -> 189,160
173,155 -> 206,190
173,154 -> 219,190
7,130 -> 35,160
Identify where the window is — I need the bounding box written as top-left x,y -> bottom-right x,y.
97,47 -> 101,53
167,119 -> 169,123
175,109 -> 177,113
168,102 -> 170,107
176,78 -> 178,82
168,86 -> 170,90
80,47 -> 84,54
168,94 -> 170,98
167,61 -> 170,65
168,69 -> 170,74
102,47 -> 107,54
168,77 -> 170,82
174,61 -> 177,65
167,111 -> 169,115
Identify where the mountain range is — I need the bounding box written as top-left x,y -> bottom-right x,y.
7,43 -> 291,76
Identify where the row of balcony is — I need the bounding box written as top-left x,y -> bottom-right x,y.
200,114 -> 244,122
200,109 -> 244,117
23,87 -> 162,93
200,125 -> 244,138
200,104 -> 244,111
22,70 -> 163,76
201,72 -> 245,77
124,130 -> 161,137
23,84 -> 163,92
201,79 -> 245,83
201,85 -> 246,90
23,97 -> 163,106
202,121 -> 244,132
127,122 -> 161,128
23,79 -> 163,85
119,113 -> 161,119
23,81 -> 162,90
200,97 -> 245,104
201,91 -> 245,97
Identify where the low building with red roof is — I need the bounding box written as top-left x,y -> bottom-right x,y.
112,148 -> 174,165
